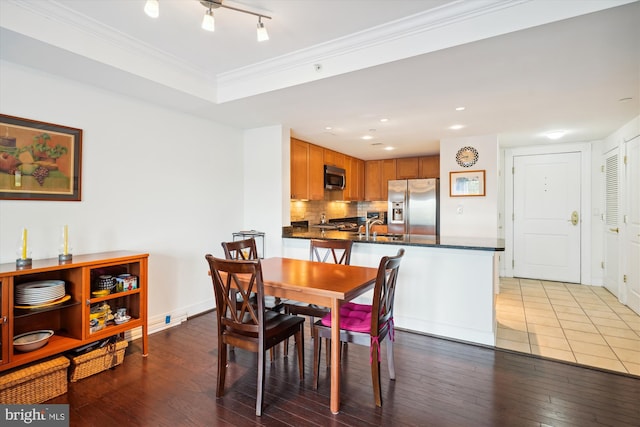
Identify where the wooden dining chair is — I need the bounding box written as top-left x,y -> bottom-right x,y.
222,238 -> 284,310
205,254 -> 305,416
283,239 -> 353,359
221,238 -> 283,360
312,248 -> 405,407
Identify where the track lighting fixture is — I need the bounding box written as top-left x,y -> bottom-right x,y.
144,0 -> 271,41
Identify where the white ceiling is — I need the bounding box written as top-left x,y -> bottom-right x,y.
1,0 -> 638,160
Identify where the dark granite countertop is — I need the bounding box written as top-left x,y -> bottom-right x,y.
283,230 -> 505,252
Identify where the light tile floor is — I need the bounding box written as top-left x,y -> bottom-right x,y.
496,277 -> 640,376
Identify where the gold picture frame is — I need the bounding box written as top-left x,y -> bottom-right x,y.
0,114 -> 82,201
449,170 -> 485,197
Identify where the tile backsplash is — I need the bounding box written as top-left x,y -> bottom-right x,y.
290,200 -> 387,225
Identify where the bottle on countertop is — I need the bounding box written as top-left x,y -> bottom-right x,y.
320,213 -> 326,224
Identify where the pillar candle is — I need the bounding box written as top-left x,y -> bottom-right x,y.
63,225 -> 69,255
21,228 -> 27,259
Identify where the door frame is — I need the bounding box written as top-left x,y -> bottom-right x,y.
503,142 -> 592,284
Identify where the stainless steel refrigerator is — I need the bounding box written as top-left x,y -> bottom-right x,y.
388,179 -> 439,235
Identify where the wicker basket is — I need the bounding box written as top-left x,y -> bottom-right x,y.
68,339 -> 128,382
0,356 -> 70,404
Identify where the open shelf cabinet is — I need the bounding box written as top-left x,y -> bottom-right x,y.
0,251 -> 148,372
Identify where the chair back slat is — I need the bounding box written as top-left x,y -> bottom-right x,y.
222,238 -> 259,260
309,239 -> 353,265
370,249 -> 405,338
205,255 -> 265,336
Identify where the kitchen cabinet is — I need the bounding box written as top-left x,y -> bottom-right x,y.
344,156 -> 365,201
290,138 -> 323,200
324,149 -> 345,169
309,144 -> 324,200
0,251 -> 148,372
419,155 -> 440,178
396,157 -> 420,179
364,159 -> 396,201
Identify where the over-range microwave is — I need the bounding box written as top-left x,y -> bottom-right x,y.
324,165 -> 346,190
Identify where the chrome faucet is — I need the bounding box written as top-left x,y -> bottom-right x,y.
365,216 -> 384,239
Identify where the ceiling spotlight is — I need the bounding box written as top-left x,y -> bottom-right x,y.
257,17 -> 269,41
449,124 -> 465,130
379,118 -> 389,122
361,135 -> 373,140
202,8 -> 215,32
455,106 -> 465,111
144,0 -> 159,18
545,130 -> 566,140
384,146 -> 395,151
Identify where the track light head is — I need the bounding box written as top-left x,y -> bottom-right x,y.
257,17 -> 269,42
202,8 -> 215,32
144,0 -> 159,18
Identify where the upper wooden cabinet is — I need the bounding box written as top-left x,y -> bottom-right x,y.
364,159 -> 396,201
309,144 -> 325,200
396,155 -> 440,179
290,138 -> 324,200
324,149 -> 345,168
344,156 -> 364,201
419,155 -> 440,178
396,157 -> 420,179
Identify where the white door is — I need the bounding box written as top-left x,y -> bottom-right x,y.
624,135 -> 640,314
603,148 -> 620,297
513,152 -> 581,282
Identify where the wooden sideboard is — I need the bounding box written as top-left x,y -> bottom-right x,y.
0,251 -> 148,371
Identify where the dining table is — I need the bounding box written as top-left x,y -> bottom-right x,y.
252,257 -> 378,414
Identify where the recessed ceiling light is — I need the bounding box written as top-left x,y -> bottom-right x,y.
379,118 -> 389,122
449,124 -> 465,130
361,135 -> 373,140
545,130 -> 566,140
455,107 -> 465,111
325,126 -> 332,130
384,146 -> 395,151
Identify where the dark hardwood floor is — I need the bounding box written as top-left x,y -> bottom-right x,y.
50,311 -> 640,426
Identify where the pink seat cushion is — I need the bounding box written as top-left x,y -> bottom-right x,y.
320,302 -> 372,333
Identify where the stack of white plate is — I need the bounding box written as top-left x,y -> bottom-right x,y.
15,280 -> 66,306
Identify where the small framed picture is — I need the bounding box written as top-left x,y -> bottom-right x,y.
449,170 -> 485,197
0,114 -> 82,201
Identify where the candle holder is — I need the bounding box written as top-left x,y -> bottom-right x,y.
16,257 -> 32,268
58,253 -> 73,263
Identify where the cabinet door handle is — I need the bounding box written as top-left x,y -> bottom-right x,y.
609,228 -> 619,233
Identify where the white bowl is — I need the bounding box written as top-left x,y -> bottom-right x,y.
13,330 -> 54,352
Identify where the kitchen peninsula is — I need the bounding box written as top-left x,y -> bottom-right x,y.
282,230 -> 505,346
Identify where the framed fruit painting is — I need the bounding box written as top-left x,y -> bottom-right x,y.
0,114 -> 82,201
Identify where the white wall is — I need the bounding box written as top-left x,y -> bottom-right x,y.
243,125 -> 289,258
439,134 -> 500,238
0,60 -> 252,328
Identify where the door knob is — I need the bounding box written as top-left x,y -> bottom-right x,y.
609,228 -> 619,233
568,211 -> 579,226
